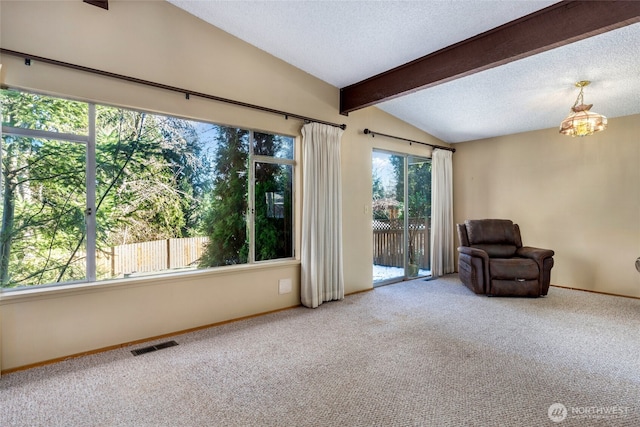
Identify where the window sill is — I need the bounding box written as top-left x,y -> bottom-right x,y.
0,259 -> 300,304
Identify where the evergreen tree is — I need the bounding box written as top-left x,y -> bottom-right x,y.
199,127 -> 249,266
391,155 -> 431,267
253,132 -> 292,261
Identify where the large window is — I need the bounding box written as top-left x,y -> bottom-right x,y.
1,89 -> 295,289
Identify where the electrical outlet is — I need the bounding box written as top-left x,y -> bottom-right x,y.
278,278 -> 292,294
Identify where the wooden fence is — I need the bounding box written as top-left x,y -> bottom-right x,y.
94,222 -> 429,278
97,237 -> 209,278
373,219 -> 430,268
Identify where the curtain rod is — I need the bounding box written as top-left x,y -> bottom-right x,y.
363,128 -> 455,152
0,48 -> 347,130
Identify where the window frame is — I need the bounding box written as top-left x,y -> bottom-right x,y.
249,149 -> 296,264
1,89 -> 297,291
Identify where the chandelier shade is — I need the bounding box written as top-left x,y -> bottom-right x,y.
559,81 -> 607,137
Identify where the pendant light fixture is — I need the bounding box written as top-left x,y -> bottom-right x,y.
559,81 -> 607,137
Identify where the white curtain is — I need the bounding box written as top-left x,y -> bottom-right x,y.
300,122 -> 344,308
430,149 -> 455,277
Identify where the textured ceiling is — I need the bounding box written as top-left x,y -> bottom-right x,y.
168,1 -> 640,143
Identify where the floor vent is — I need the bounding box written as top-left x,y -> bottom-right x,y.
131,340 -> 178,356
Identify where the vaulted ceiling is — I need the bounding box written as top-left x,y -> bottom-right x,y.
168,0 -> 640,143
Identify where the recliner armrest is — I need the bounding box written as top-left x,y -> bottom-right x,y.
516,246 -> 554,264
458,246 -> 489,262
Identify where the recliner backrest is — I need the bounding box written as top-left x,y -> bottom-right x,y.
464,219 -> 522,258
465,219 -> 516,245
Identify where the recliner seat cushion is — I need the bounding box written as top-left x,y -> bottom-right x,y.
471,244 -> 517,258
489,258 -> 538,280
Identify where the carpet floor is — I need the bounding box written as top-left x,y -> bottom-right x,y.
1,274 -> 639,426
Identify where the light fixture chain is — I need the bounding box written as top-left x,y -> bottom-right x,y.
573,86 -> 584,110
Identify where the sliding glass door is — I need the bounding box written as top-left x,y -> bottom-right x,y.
372,150 -> 431,286
372,151 -> 405,284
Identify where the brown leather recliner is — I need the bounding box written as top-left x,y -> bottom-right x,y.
457,219 -> 554,297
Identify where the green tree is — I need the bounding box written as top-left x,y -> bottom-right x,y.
391,156 -> 431,268
198,129 -> 292,266
199,127 -> 249,267
372,168 -> 390,220
1,91 -> 206,287
156,115 -> 207,237
1,91 -> 88,285
95,107 -> 198,246
253,132 -> 292,261
372,170 -> 385,201
391,156 -> 432,220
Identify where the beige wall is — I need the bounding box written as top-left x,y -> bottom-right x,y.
0,1 -> 443,370
453,115 -> 640,298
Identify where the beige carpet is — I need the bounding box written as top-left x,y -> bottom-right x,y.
1,274 -> 639,426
